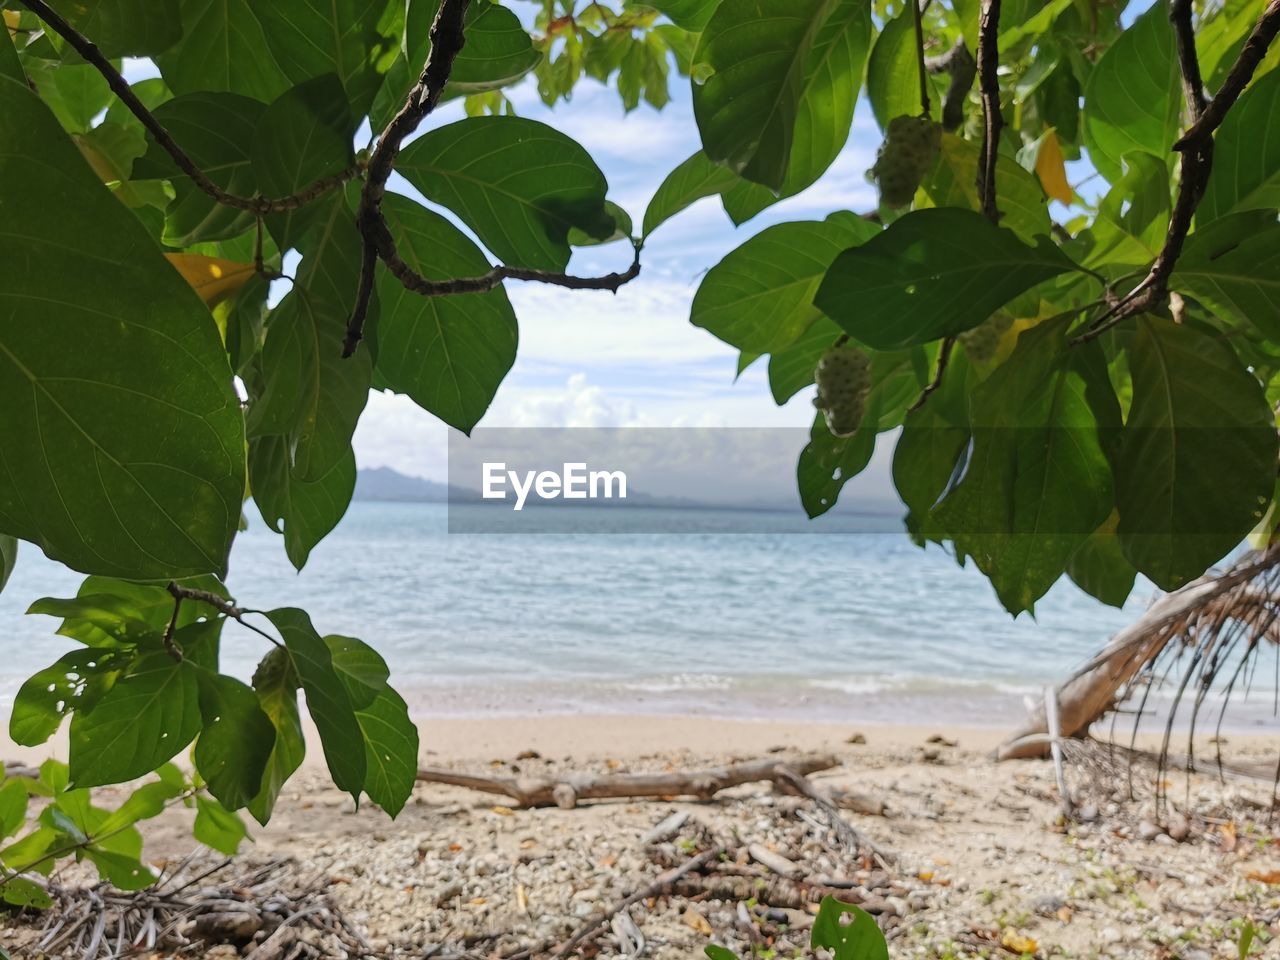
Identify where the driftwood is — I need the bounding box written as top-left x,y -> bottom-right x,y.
416,754 -> 838,808
997,550 -> 1280,760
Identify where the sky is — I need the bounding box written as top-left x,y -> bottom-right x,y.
359,73 -> 889,485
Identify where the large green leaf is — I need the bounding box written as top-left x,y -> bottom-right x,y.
865,8 -> 940,129
1199,68 -> 1280,223
323,634 -> 390,709
1082,2 -> 1180,185
691,213 -> 879,355
194,672 -> 276,811
247,647 -> 306,826
719,0 -> 873,221
1084,151 -> 1170,268
249,437 -> 356,570
0,43 -> 246,581
68,653 -> 201,787
648,0 -> 721,31
1115,317 -> 1277,590
156,0 -> 292,101
268,608 -> 367,800
811,897 -> 889,960
354,687 -> 418,817
643,151 -> 740,237
159,0 -> 395,113
768,315 -> 843,403
376,194 -> 518,434
45,0 -> 182,58
24,60 -> 113,133
397,117 -> 613,271
9,648 -> 128,746
1172,212 -> 1280,340
892,380 -> 971,545
1067,514 -> 1136,607
932,320 -> 1120,614
134,92 -> 264,247
254,75 -> 355,251
814,208 -> 1077,350
922,133 -> 1052,244
693,0 -> 844,189
250,288 -> 371,483
194,794 -> 248,854
407,0 -> 539,96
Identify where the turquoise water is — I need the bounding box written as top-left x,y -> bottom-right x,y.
0,501 -> 1195,727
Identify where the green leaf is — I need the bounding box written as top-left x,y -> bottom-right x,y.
719,0 -> 872,221
0,827 -> 57,874
892,384 -> 971,544
29,575 -> 227,651
810,896 -> 889,960
922,133 -> 1052,244
156,0 -> 290,99
1082,2 -> 1180,185
0,535 -> 14,594
0,779 -> 28,840
0,53 -> 246,580
83,847 -> 155,890
195,672 -> 276,811
249,437 -> 356,570
768,316 -> 843,404
692,213 -> 880,355
814,208 -> 1077,350
1173,212 -> 1280,340
194,794 -> 248,855
250,286 -> 371,482
1115,316 -> 1278,590
25,60 -> 113,133
355,687 -> 418,817
1067,514 -> 1136,607
68,653 -> 201,787
248,442 -> 355,576
9,649 -> 127,746
406,1 -> 540,98
1200,64 -> 1280,222
643,151 -> 740,237
693,0 -> 848,189
376,194 -> 519,434
1084,151 -> 1170,268
323,635 -> 389,709
94,780 -> 182,836
866,8 -> 939,128
0,876 -> 53,909
134,92 -> 264,246
247,647 -> 306,826
259,0 -> 398,116
932,320 -> 1120,614
45,0 -> 182,58
268,609 -> 366,800
649,0 -> 721,31
397,116 -> 614,271
254,75 -> 355,251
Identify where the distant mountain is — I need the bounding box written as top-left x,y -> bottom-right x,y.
353,467 -> 454,502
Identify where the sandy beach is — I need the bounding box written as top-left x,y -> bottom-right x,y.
4,713 -> 1279,959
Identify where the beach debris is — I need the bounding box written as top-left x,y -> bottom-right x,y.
846,732 -> 867,745
641,810 -> 690,844
747,843 -> 803,879
415,753 -> 839,808
926,734 -> 958,747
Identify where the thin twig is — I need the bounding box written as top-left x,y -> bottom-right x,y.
1075,0 -> 1280,345
910,0 -> 931,117
975,0 -> 1003,223
925,37 -> 976,131
161,593 -> 183,663
18,0 -> 359,215
165,582 -> 282,648
1175,0 -> 1280,148
909,336 -> 955,412
342,0 -> 642,358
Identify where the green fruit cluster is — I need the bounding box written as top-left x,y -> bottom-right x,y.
813,343 -> 872,438
957,313 -> 1013,363
869,115 -> 942,208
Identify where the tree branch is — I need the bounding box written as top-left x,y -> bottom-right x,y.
165,582 -> 282,647
926,37 -> 976,131
1174,0 -> 1280,148
910,0 -> 931,117
975,0 -> 1003,223
909,336 -> 955,412
1073,0 -> 1278,345
344,0 -> 473,358
342,0 -> 643,358
18,0 -> 358,214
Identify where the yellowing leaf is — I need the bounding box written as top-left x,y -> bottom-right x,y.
1000,929 -> 1038,955
164,253 -> 256,307
1246,869 -> 1280,884
1035,130 -> 1072,204
4,10 -> 18,36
